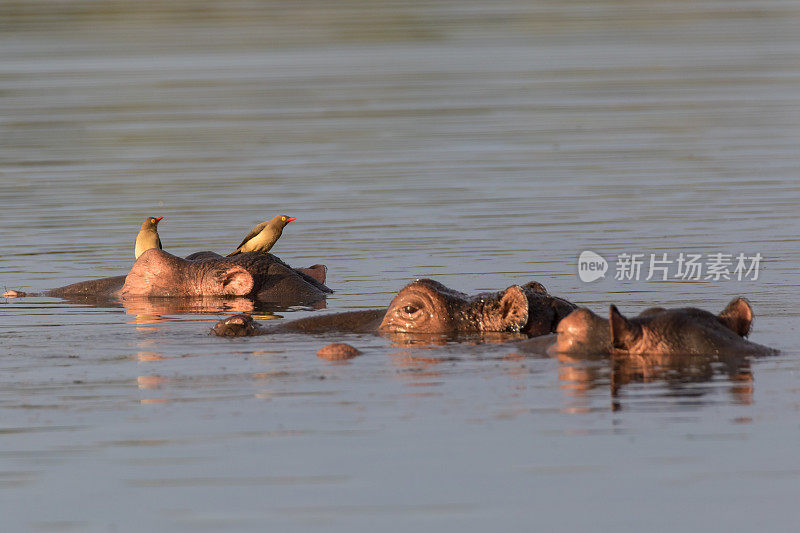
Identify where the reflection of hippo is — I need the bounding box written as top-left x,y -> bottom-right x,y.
607,350 -> 755,403
547,298 -> 776,356
553,344 -> 757,408
45,249 -> 331,306
212,278 -> 576,337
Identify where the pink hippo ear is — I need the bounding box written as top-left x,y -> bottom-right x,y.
214,266 -> 254,296
609,305 -> 642,351
497,286 -> 530,332
718,297 -> 753,337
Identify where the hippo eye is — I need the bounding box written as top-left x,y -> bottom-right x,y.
401,305 -> 419,315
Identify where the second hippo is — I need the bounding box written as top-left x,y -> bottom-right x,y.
212,278 -> 576,338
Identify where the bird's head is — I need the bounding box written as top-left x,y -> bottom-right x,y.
275,215 -> 296,227
142,216 -> 164,230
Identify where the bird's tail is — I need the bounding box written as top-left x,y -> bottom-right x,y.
226,250 -> 241,257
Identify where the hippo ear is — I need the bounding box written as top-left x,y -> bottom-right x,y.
719,297 -> 753,337
498,286 -> 529,332
298,264 -> 327,285
522,281 -> 548,293
609,305 -> 642,351
216,266 -> 254,296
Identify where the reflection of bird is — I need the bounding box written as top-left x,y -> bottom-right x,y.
227,215 -> 296,256
134,216 -> 163,259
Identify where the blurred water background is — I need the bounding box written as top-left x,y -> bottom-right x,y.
1,1 -> 800,530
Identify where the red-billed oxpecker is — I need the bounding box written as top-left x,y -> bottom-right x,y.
227,215 -> 296,257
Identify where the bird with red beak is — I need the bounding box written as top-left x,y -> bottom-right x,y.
227,215 -> 296,257
134,216 -> 163,259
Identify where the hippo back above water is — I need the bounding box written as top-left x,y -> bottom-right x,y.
46,249 -> 331,306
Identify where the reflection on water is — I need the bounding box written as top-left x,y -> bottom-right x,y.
120,296 -> 297,322
2,0 -> 800,530
50,293 -> 324,324
556,350 -> 757,411
135,352 -> 166,362
610,352 -> 754,405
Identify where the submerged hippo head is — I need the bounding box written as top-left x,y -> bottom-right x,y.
123,249 -> 252,297
552,297 -> 769,356
377,278 -> 575,335
120,249 -> 330,304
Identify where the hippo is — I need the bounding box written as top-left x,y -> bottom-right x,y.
26,249 -> 331,306
546,297 -> 776,356
212,278 -> 576,338
522,298 -> 775,407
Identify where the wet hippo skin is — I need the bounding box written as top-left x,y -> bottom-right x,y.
212,278 -> 576,337
541,297 -> 776,356
46,249 -> 331,305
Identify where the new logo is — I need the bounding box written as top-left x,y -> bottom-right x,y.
578,251 -> 608,283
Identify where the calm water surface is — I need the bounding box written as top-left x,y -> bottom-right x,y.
2,1 -> 800,530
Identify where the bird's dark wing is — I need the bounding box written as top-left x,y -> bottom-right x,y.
234,221 -> 267,250
157,236 -> 162,250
